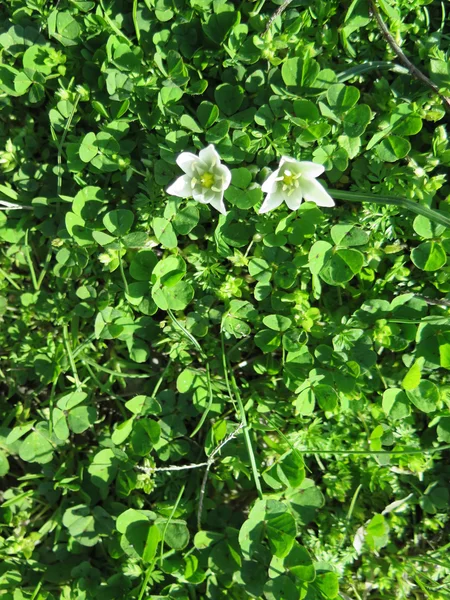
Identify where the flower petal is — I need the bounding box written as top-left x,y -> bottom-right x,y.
166,175 -> 193,198
297,161 -> 325,178
279,156 -> 294,168
217,164 -> 232,190
199,144 -> 221,168
284,189 -> 303,211
192,188 -> 209,204
208,192 -> 227,215
176,152 -> 198,175
261,170 -> 280,193
300,177 -> 335,207
259,191 -> 284,214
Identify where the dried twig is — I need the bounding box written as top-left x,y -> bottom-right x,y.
264,0 -> 292,35
0,200 -> 32,210
137,422 -> 245,530
368,0 -> 450,111
197,422 -> 244,530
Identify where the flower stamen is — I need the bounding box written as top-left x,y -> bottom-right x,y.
200,172 -> 215,189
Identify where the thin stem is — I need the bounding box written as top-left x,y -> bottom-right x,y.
190,362 -> 214,437
0,267 -> 20,290
24,230 -> 38,291
82,357 -> 151,378
132,0 -> 140,43
226,349 -> 263,499
150,358 -> 172,399
137,558 -> 157,600
292,444 -> 450,456
160,484 -> 185,565
62,323 -> 81,389
221,334 -> 237,411
368,0 -> 450,111
264,0 -> 292,34
331,189 -> 450,228
57,93 -> 81,196
340,483 -> 362,549
168,308 -> 203,355
99,0 -> 134,44
118,244 -> 129,294
36,245 -> 53,290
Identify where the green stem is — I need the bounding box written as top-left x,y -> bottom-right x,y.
160,484 -> 185,566
167,309 -> 213,436
168,308 -> 203,354
151,358 -> 172,399
331,189 -> 450,228
82,357 -> 152,378
62,323 -> 81,389
137,558 -> 157,600
118,246 -> 129,295
24,231 -> 38,291
132,0 -> 140,43
224,333 -> 263,499
57,93 -> 81,196
36,245 -> 53,290
0,267 -> 20,290
293,444 -> 450,455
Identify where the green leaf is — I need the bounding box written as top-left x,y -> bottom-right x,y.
130,419 -> 160,456
203,11 -> 239,45
153,256 -> 186,286
19,427 -> 53,464
68,405 -> 97,434
382,388 -> 410,420
376,136 -> 411,162
173,206 -> 199,235
156,519 -> 189,550
331,223 -> 369,246
437,417 -> 450,442
62,505 -> 99,547
406,380 -> 440,413
319,248 -> 364,285
214,83 -> 244,115
264,576 -> 299,600
152,280 -> 194,311
48,10 -> 80,46
308,241 -> 332,275
254,329 -> 281,353
281,57 -> 320,88
152,217 -> 178,249
411,242 -> 446,271
265,503 -> 296,558
262,314 -> 292,332
343,104 -> 371,136
327,83 -> 360,111
284,543 -> 315,581
413,215 -> 446,239
130,249 -> 158,281
197,101 -> 219,129
430,59 -> 450,92
315,571 -> 339,598
104,209 -> 134,237
79,132 -> 98,163
402,359 -> 422,390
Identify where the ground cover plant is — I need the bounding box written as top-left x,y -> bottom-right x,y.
1,0 -> 450,598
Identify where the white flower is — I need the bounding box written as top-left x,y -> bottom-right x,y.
259,157 -> 335,214
166,144 -> 231,215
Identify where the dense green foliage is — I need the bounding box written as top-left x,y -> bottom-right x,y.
1,0 -> 450,598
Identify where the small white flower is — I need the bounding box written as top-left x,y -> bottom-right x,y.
166,144 -> 231,215
259,157 -> 335,214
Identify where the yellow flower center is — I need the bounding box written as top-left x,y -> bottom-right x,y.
283,173 -> 295,187
200,172 -> 215,189
282,169 -> 297,187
